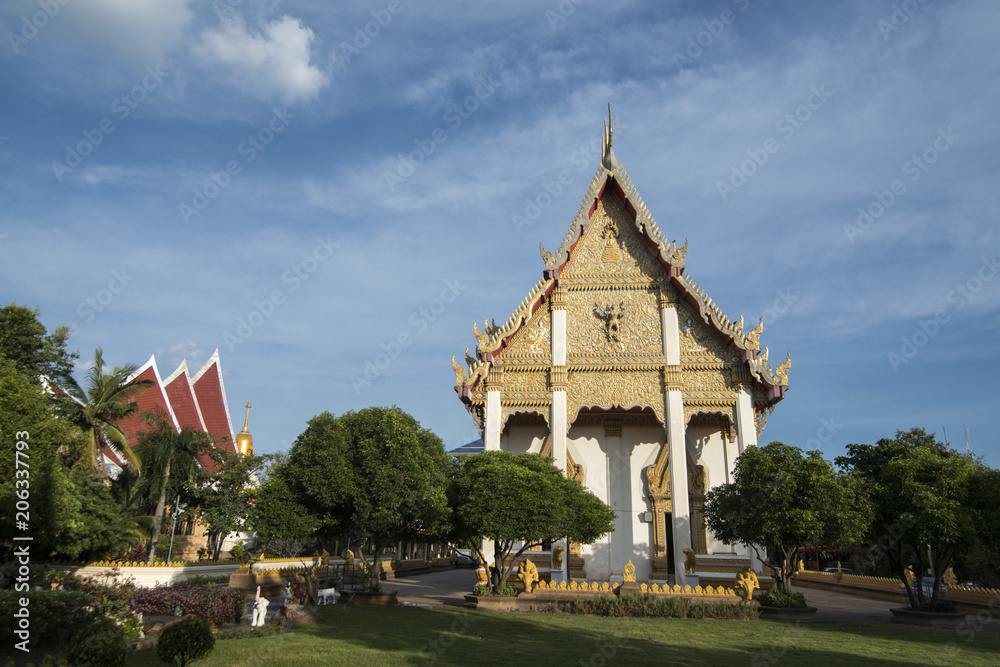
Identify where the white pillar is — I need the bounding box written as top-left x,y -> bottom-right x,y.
550,286 -> 568,471
734,388 -> 759,566
735,388 -> 757,456
666,389 -> 691,586
551,309 -> 567,366
661,305 -> 680,366
485,389 -> 501,451
551,390 -> 567,471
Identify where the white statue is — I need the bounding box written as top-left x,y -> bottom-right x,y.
251,586 -> 269,627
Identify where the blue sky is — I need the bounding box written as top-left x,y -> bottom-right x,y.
2,0 -> 997,464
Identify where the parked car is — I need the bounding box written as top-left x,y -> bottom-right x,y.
822,567 -> 859,575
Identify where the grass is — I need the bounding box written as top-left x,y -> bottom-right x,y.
119,605 -> 1000,666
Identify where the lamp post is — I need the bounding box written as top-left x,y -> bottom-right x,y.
166,495 -> 181,562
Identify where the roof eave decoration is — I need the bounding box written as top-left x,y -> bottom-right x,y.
452,106 -> 790,402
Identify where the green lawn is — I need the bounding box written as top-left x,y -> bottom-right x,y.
126,606 -> 1000,667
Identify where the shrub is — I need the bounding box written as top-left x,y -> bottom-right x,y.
67,618 -> 127,667
130,583 -> 247,626
689,600 -> 758,620
756,590 -> 807,608
0,590 -> 92,651
157,617 -> 216,667
551,593 -> 756,620
472,582 -> 517,596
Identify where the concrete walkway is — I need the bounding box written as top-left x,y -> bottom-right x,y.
380,568 -> 479,607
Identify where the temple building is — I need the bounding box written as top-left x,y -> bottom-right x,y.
451,111 -> 790,586
105,349 -> 254,558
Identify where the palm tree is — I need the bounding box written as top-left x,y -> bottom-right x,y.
70,348 -> 151,476
135,412 -> 213,563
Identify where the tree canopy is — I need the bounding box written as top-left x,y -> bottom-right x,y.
445,450 -> 615,593
837,428 -> 994,610
269,407 -> 452,590
704,441 -> 867,594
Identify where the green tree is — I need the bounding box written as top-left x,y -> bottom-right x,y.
283,407 -> 452,590
248,457 -> 317,555
445,450 -> 616,594
0,303 -> 78,390
187,448 -> 263,559
69,348 -> 150,475
51,469 -> 147,561
133,414 -> 214,562
704,442 -> 867,594
838,428 -> 987,610
0,357 -> 82,557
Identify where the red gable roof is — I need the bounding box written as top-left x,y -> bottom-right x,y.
191,350 -> 236,454
105,349 -> 239,475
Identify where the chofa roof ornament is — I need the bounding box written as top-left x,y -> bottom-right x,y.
601,103 -> 617,171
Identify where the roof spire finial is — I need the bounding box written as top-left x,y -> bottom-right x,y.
602,103 -> 617,170
241,400 -> 251,434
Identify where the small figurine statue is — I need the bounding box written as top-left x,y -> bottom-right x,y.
172,605 -> 183,617
683,548 -> 698,575
251,586 -> 268,627
735,566 -> 760,601
282,582 -> 293,604
517,558 -> 539,593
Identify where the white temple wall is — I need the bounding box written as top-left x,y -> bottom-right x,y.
686,425 -> 732,554
502,423 -> 548,455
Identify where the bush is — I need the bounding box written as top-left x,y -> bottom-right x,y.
689,600 -> 758,620
472,582 -> 517,596
131,582 -> 247,626
157,617 -> 216,667
551,593 -> 756,620
755,590 -> 807,608
67,618 -> 127,667
0,590 -> 92,651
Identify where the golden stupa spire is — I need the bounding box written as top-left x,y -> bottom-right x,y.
235,400 -> 253,456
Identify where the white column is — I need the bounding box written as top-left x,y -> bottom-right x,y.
735,388 -> 757,456
734,388 -> 758,565
661,305 -> 680,365
551,391 -> 567,471
485,389 -> 501,451
666,389 -> 691,586
551,309 -> 567,366
550,287 -> 568,471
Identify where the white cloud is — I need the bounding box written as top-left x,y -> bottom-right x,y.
7,0 -> 195,61
193,14 -> 328,103
157,340 -> 205,372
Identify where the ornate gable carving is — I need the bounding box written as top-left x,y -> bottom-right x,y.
566,286 -> 661,361
562,190 -> 664,286
495,303 -> 551,365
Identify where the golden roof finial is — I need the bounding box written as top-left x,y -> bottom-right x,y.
235,400 -> 254,456
602,103 -> 617,170
241,400 -> 251,434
